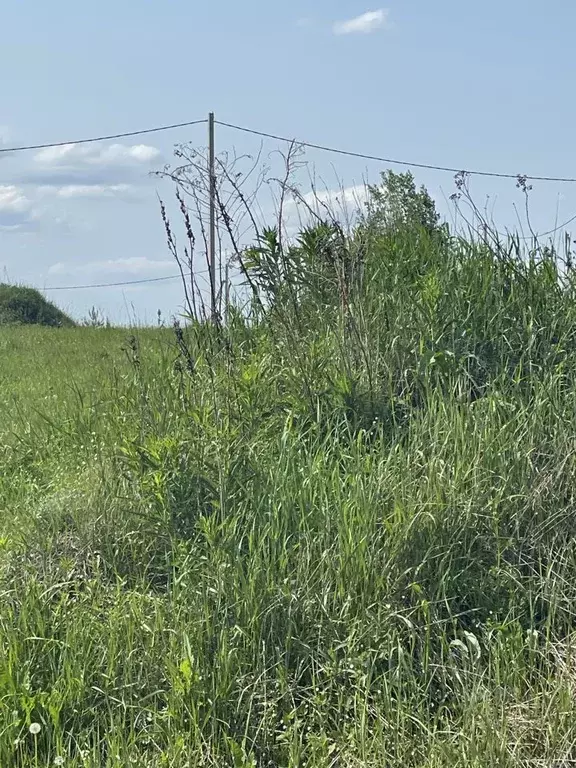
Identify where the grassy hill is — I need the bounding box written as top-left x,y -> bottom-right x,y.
2,176 -> 576,765
0,283 -> 75,327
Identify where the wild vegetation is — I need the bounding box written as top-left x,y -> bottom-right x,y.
0,284 -> 75,327
2,172 -> 576,766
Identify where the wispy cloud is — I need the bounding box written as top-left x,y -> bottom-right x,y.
48,256 -> 174,277
0,183 -> 110,232
16,142 -> 162,191
333,9 -> 389,35
1,139 -> 160,235
37,183 -> 134,200
34,142 -> 161,169
283,184 -> 368,238
290,184 -> 368,212
305,184 -> 368,209
0,185 -> 31,214
0,185 -> 37,232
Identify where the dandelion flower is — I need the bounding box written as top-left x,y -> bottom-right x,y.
29,723 -> 41,735
54,758 -> 65,766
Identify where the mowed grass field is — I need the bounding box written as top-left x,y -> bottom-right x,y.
4,225 -> 576,766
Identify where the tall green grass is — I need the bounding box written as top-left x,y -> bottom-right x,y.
2,222 -> 576,766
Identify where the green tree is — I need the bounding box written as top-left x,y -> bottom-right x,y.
364,170 -> 441,235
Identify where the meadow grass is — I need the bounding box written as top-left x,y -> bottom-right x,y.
2,226 -> 576,766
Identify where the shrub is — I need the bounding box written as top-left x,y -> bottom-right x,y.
0,284 -> 75,327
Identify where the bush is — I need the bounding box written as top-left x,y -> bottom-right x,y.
0,284 -> 75,327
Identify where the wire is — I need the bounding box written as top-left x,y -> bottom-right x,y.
216,120 -> 576,184
507,211 -> 576,241
1,113 -> 575,183
43,268 -> 210,291
454,195 -> 576,241
0,119 -> 207,155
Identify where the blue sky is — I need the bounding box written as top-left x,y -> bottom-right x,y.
1,1 -> 575,322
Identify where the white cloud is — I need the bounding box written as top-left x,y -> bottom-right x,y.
34,142 -> 161,168
37,183 -> 133,199
27,142 -> 161,191
0,185 -> 37,231
333,9 -> 388,35
55,184 -> 132,199
33,144 -> 77,165
292,184 -> 368,211
0,185 -> 31,213
48,257 -> 174,277
0,184 -> 74,233
0,182 -> 130,233
282,184 -> 368,239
